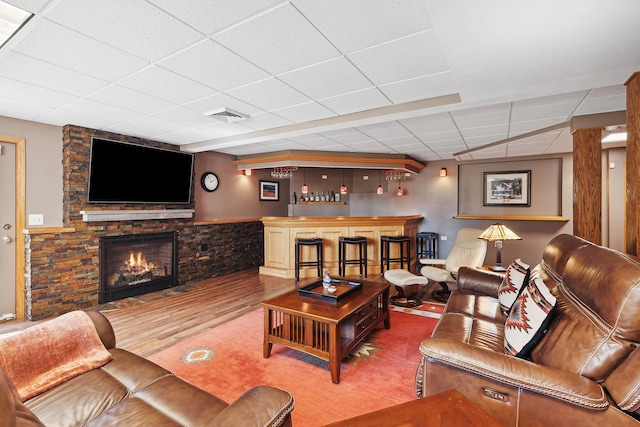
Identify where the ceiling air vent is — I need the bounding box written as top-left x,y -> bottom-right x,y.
203,107 -> 248,123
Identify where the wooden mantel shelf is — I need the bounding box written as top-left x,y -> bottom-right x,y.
454,215 -> 569,222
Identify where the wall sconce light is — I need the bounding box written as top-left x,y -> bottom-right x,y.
396,186 -> 403,196
376,170 -> 384,194
243,169 -> 252,176
440,167 -> 447,177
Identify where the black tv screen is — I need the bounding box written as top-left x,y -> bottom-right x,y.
87,138 -> 194,204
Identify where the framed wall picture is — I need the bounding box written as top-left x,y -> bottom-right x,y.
259,180 -> 279,201
483,170 -> 531,206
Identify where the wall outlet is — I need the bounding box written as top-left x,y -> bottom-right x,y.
440,235 -> 447,240
28,214 -> 44,226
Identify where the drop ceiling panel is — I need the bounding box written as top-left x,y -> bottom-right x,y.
348,31 -> 449,86
12,20 -> 148,81
45,0 -> 204,62
147,0 -> 282,35
0,96 -> 56,120
272,101 -> 335,123
510,102 -> 578,122
118,66 -> 218,104
214,3 -> 339,75
185,93 -> 263,117
0,52 -> 108,96
240,112 -> 293,131
318,88 -> 391,115
1,76 -> 77,108
150,106 -> 216,128
157,39 -> 270,91
88,85 -> 174,115
295,0 -> 432,53
117,115 -> 190,137
225,78 -> 310,111
378,73 -> 457,104
279,57 -> 373,100
154,127 -> 220,145
9,0 -> 50,13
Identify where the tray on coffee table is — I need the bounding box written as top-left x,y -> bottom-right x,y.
298,278 -> 362,302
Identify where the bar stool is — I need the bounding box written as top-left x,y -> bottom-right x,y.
338,236 -> 368,278
380,235 -> 411,273
295,237 -> 323,282
416,232 -> 439,272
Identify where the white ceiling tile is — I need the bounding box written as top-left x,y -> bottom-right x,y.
416,130 -> 463,144
0,52 -> 108,96
57,98 -> 140,123
293,0 -> 432,53
185,93 -> 263,117
279,57 -> 373,99
151,106 -> 216,128
323,132 -> 373,144
8,0 -> 50,13
0,96 -> 57,121
121,115 -> 191,136
509,118 -> 568,136
511,102 -> 579,123
586,84 -> 626,99
198,122 -> 254,139
88,85 -> 174,115
158,39 -> 270,91
272,102 -> 335,123
287,133 -> 325,143
575,94 -> 627,116
13,19 -> 148,81
348,31 -> 449,85
0,76 -> 77,108
240,112 -> 293,130
153,127 -> 218,144
225,78 -> 310,111
402,113 -> 457,133
45,0 -> 204,61
511,90 -> 589,110
148,0 -> 282,35
319,88 -> 391,115
118,66 -> 218,104
214,3 -> 339,75
38,108 -> 124,130
378,73 -> 457,104
453,110 -> 510,130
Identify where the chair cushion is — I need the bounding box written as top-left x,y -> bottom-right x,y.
504,277 -> 556,357
498,258 -> 530,315
384,269 -> 428,287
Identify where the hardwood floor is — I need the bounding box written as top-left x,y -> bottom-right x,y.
0,269 -> 414,358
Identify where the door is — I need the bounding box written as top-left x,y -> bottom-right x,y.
0,142 -> 16,319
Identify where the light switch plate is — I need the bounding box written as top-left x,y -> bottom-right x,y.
28,214 -> 44,226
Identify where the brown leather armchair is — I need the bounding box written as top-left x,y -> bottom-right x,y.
415,234 -> 640,426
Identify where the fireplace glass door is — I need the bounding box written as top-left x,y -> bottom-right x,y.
99,231 -> 177,303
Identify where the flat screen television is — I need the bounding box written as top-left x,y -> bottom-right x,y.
87,138 -> 194,204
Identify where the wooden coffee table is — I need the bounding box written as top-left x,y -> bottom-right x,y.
262,278 -> 390,384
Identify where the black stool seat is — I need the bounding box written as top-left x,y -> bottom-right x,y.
416,232 -> 439,272
380,235 -> 411,273
295,237 -> 323,281
338,236 -> 368,278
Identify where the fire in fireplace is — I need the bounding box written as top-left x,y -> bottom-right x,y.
99,232 -> 178,303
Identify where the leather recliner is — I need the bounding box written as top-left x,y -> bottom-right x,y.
415,234 -> 640,426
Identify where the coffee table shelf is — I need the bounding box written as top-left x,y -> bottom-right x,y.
262,279 -> 390,383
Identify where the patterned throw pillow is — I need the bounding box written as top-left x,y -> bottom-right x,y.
504,277 -> 557,358
498,258 -> 530,315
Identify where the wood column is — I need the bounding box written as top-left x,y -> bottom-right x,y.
625,72 -> 640,255
573,127 -> 602,244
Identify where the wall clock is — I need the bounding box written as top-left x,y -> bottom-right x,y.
201,172 -> 219,192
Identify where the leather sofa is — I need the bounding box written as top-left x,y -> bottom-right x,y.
1,310 -> 294,427
415,234 -> 640,426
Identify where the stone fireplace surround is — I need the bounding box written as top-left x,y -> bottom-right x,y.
23,125 -> 263,320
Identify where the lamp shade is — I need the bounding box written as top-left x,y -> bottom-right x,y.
478,224 -> 521,242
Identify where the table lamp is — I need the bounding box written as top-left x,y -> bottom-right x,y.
478,223 -> 521,272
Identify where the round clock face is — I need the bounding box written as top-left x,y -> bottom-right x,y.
201,172 -> 219,192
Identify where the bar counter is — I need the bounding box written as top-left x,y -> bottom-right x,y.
259,215 -> 423,279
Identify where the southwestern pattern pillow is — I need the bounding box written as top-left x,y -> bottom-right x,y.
498,258 -> 530,315
504,277 -> 557,358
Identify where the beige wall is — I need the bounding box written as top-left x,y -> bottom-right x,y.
4,113 -> 623,268
0,116 -> 63,227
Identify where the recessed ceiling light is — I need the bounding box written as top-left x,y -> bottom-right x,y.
0,1 -> 33,50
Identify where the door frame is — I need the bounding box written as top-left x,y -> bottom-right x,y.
1,135 -> 26,319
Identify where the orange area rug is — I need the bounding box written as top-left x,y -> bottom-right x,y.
148,305 -> 440,426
